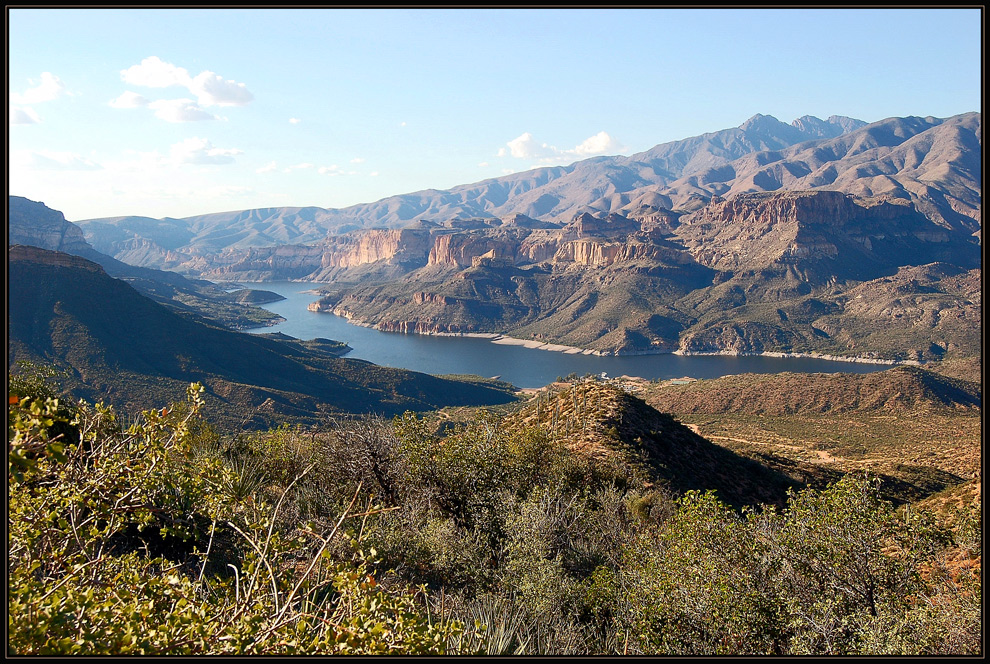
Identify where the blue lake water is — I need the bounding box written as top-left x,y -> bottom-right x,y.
242,282 -> 891,389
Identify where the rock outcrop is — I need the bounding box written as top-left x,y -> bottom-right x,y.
675,190 -> 970,277
8,196 -> 93,254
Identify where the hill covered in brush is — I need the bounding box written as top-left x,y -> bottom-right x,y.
513,380 -> 797,507
9,370 -> 980,655
643,366 -> 981,416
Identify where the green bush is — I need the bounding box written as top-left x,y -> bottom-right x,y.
7,384 -> 459,655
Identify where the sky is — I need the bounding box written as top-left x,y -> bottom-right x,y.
8,7 -> 982,222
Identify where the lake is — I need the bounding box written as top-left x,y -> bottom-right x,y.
243,282 -> 891,389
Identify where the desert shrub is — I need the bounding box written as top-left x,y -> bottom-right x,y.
620,490 -> 786,655
393,410 -> 513,533
617,475 -> 977,656
7,384 -> 460,655
755,474 -> 952,655
13,369 -> 975,656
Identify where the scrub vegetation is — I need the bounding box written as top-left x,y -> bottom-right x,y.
8,368 -> 981,655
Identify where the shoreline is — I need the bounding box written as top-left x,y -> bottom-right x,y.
670,349 -> 921,366
319,304 -> 920,367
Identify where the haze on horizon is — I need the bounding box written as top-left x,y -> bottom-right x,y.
8,7 -> 981,221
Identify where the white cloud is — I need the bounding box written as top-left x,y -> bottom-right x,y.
117,56 -> 253,119
369,171 -> 379,177
289,117 -> 301,124
170,137 -> 242,165
506,132 -> 544,159
11,72 -> 66,105
11,72 -> 68,124
350,157 -> 365,164
10,106 -> 41,125
149,99 -> 217,122
121,56 -> 190,88
256,161 -> 278,174
109,91 -> 150,108
188,70 -> 254,107
14,149 -> 102,171
574,131 -> 623,156
499,130 -> 625,165
478,161 -> 489,167
400,121 -> 407,127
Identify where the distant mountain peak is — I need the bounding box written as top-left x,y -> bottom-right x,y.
790,114 -> 867,139
739,113 -> 788,133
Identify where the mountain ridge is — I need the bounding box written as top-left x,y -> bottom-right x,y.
8,196 -> 284,330
642,366 -> 981,416
73,112 -> 979,271
71,113 -> 914,256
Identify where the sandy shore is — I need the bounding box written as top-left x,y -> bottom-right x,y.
489,336 -> 606,355
671,349 -> 921,366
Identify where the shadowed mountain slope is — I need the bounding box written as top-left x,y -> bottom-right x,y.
8,196 -> 283,330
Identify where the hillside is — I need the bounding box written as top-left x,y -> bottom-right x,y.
11,366 -> 979,656
7,245 -> 517,427
642,366 -> 981,416
305,191 -> 980,360
515,381 -> 797,507
637,368 -> 981,505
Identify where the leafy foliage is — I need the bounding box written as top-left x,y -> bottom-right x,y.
8,383 -> 459,655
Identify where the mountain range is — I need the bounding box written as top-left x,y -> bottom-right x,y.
74,112 -> 980,267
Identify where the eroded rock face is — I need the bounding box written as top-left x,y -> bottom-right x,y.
122,186 -> 974,287
678,321 -> 803,355
428,232 -> 520,268
297,190 -> 978,358
323,228 -> 432,268
675,191 -> 964,273
552,235 -> 694,267
198,244 -> 327,281
8,196 -> 93,254
566,212 -> 640,239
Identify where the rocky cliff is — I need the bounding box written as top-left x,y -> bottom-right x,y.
675,191 -> 967,279
8,196 -> 93,254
